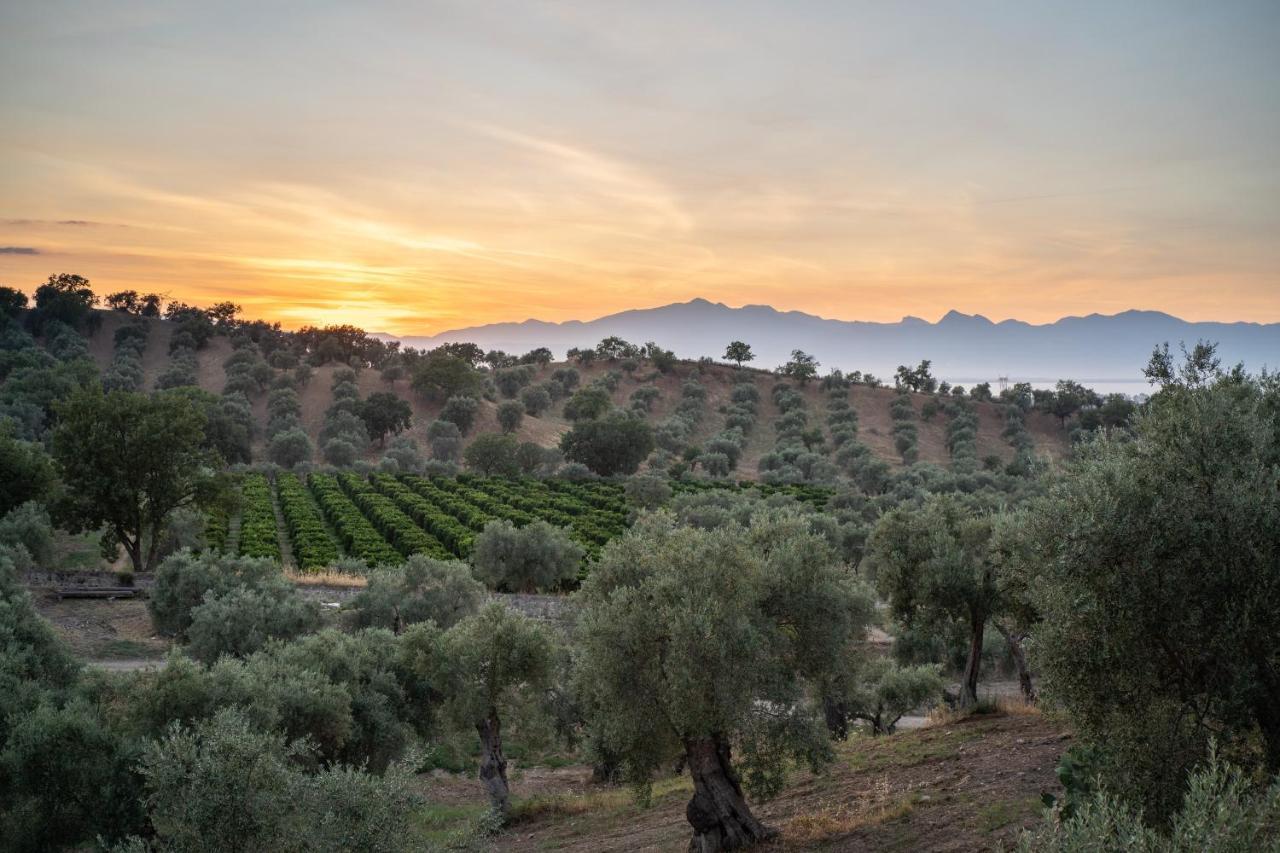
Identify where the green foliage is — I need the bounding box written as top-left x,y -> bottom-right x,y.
308,473 -> 403,566
427,418 -> 464,461
347,555 -> 484,632
276,472 -> 340,570
52,388 -> 222,573
575,510 -> 876,799
835,657 -> 943,735
496,400 -> 524,434
439,394 -> 481,433
237,473 -> 281,561
359,391 -> 412,445
134,707 -> 421,853
471,519 -> 584,592
464,432 -> 520,476
520,383 -> 552,416
149,550 -> 283,639
0,502 -> 55,569
186,584 -> 322,663
869,494 -> 1001,706
1,699 -> 142,852
411,351 -> 484,402
780,349 -> 819,384
724,340 -> 754,367
1018,750 -> 1280,852
560,412 -> 655,476
431,602 -> 556,736
1012,367 -> 1280,819
563,386 -> 612,422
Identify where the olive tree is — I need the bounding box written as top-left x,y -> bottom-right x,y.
868,494 -> 1001,708
346,555 -> 484,633
471,519 -> 582,593
51,388 -> 222,574
1011,361 -> 1280,820
575,511 -> 875,850
414,604 -> 555,817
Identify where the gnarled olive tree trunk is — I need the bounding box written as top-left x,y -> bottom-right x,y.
993,621 -> 1036,704
959,614 -> 985,708
683,735 -> 776,852
476,710 -> 510,816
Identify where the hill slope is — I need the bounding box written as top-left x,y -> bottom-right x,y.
85,310 -> 1069,472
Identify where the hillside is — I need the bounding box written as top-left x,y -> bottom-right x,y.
392,299 -> 1280,389
84,309 -> 1070,474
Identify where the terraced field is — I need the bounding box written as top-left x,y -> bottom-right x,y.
215,473 -> 832,572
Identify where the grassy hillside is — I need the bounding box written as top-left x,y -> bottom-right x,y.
84,309 -> 1069,474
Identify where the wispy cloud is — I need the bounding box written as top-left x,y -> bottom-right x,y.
1,219 -> 116,227
0,246 -> 39,255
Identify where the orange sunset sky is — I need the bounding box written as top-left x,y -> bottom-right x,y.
2,2 -> 1278,335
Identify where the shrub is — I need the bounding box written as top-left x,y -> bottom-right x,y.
324,437 -> 358,466
624,474 -> 671,512
149,550 -> 282,639
439,395 -> 480,433
471,519 -> 583,592
186,585 -> 322,663
426,419 -> 463,461
134,708 -> 421,853
563,386 -> 612,422
346,555 -> 484,632
496,400 -> 524,434
268,428 -> 313,468
521,384 -> 552,416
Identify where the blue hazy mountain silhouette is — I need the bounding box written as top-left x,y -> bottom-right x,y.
387,299 -> 1280,386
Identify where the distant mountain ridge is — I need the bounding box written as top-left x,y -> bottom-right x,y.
387,300 -> 1280,387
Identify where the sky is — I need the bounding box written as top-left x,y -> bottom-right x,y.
1,1 -> 1278,335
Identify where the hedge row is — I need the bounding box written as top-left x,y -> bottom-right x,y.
237,474 -> 281,561
370,474 -> 478,558
308,472 -> 402,567
277,472 -> 340,570
336,473 -> 452,561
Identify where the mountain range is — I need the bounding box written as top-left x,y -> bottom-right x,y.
386,300 -> 1280,389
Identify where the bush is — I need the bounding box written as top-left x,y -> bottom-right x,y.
439,395 -> 480,433
346,555 -> 484,632
185,585 -> 322,663
324,437 -> 358,466
0,502 -> 53,569
134,707 -> 421,853
268,428 -> 313,468
496,400 -> 524,434
563,386 -> 612,422
149,550 -> 282,639
471,519 -> 583,592
521,384 -> 552,416
624,474 -> 671,512
426,419 -> 463,461
1017,750 -> 1280,851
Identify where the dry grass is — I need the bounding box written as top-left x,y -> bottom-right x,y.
779,777 -> 918,846
286,570 -> 368,588
925,696 -> 1040,728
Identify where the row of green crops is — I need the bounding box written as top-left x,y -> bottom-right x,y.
209,472 -> 813,573
276,472 -> 340,570
669,478 -> 832,509
335,472 -> 453,561
237,473 -> 281,560
308,472 -> 403,567
370,474 -> 482,558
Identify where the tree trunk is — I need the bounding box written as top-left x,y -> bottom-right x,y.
822,695 -> 850,741
476,710 -> 510,817
960,616 -> 985,708
683,735 -> 776,852
993,621 -> 1036,704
